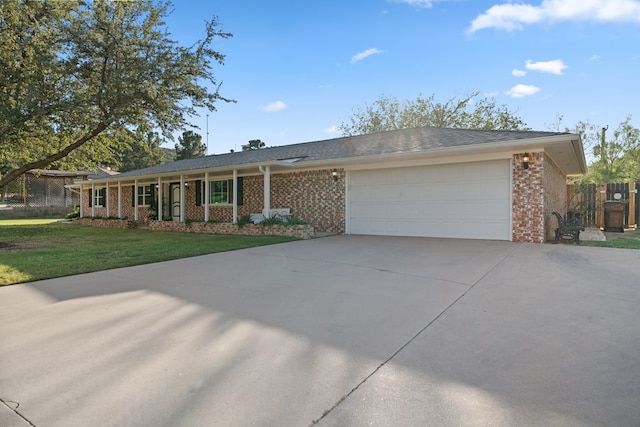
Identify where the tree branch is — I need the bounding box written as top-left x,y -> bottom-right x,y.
0,122 -> 108,189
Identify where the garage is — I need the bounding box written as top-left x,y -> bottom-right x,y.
347,159 -> 511,240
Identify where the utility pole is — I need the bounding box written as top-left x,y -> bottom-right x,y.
601,125 -> 608,164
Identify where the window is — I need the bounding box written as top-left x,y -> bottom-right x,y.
137,185 -> 152,206
210,179 -> 233,204
92,187 -> 106,207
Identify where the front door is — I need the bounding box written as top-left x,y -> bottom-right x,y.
170,183 -> 181,221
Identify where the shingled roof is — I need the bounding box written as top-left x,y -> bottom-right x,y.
97,126 -> 581,181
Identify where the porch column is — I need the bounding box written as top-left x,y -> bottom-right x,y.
629,181 -> 637,228
134,179 -> 139,221
180,175 -> 185,222
204,172 -> 210,222
157,178 -> 162,221
262,166 -> 270,217
233,169 -> 238,224
79,185 -> 84,218
105,182 -> 110,217
117,182 -> 122,218
91,183 -> 95,217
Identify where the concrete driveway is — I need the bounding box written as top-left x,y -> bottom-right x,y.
1,236 -> 639,427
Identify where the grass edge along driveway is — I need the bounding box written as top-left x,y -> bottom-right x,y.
0,219 -> 298,286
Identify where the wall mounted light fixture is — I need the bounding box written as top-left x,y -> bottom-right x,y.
522,152 -> 530,169
332,169 -> 338,182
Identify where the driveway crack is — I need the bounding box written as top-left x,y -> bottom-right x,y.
1,398 -> 36,426
309,243 -> 523,426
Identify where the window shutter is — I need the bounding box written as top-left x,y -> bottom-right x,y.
195,180 -> 202,206
131,186 -> 136,207
149,186 -> 155,208
236,177 -> 243,206
88,189 -> 93,207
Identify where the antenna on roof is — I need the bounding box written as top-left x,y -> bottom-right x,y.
206,114 -> 210,155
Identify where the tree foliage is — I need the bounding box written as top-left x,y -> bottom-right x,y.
242,139 -> 266,151
118,131 -> 166,172
0,0 -> 233,188
338,92 -> 529,136
175,130 -> 206,160
573,116 -> 640,183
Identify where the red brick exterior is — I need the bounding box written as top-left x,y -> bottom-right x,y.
81,159 -> 567,242
81,169 -> 345,233
511,152 -> 567,242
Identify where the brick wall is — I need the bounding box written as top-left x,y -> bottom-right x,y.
511,152 -> 567,243
512,152 -> 545,243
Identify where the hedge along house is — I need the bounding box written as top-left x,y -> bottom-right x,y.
74,126 -> 587,243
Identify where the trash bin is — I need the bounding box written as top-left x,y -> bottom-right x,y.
604,201 -> 626,232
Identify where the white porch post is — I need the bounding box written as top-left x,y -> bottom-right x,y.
134,179 -> 138,221
232,169 -> 238,224
204,172 -> 210,222
157,178 -> 162,221
79,185 -> 84,218
105,182 -> 110,217
263,166 -> 270,217
117,182 -> 122,218
91,183 -> 95,217
180,175 -> 185,222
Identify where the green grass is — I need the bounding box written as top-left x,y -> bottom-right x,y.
0,219 -> 298,286
582,229 -> 640,249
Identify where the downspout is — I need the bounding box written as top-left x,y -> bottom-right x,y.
259,165 -> 270,218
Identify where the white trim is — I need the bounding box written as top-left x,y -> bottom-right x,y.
204,172 -> 210,222
179,175 -> 185,222
233,169 -> 238,224
345,170 -> 351,235
79,185 -> 84,218
134,179 -> 139,221
157,178 -> 163,221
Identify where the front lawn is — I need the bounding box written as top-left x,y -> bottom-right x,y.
0,219 -> 297,286
582,228 -> 640,249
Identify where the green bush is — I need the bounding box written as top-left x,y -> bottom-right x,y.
66,205 -> 80,219
237,214 -> 252,228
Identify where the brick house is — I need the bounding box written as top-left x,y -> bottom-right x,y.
74,126 -> 586,243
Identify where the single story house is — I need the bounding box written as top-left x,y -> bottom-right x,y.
73,126 -> 587,243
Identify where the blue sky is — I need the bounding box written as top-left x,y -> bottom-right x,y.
165,0 -> 640,155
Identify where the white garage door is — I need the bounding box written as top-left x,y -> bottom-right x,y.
348,160 -> 511,240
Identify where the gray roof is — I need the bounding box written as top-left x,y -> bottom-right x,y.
112,127 -> 568,180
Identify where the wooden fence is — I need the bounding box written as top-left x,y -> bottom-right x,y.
567,181 -> 638,229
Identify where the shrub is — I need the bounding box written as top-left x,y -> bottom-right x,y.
66,205 -> 80,219
237,214 -> 252,228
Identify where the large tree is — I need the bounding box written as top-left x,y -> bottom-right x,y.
338,92 -> 529,136
573,116 -> 640,183
118,131 -> 167,172
175,130 -> 206,160
0,0 -> 233,188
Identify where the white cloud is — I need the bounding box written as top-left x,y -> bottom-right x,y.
525,59 -> 568,75
260,101 -> 287,112
505,84 -> 541,98
590,54 -> 602,61
324,125 -> 341,135
392,0 -> 434,7
512,69 -> 527,76
351,48 -> 384,64
469,0 -> 640,32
